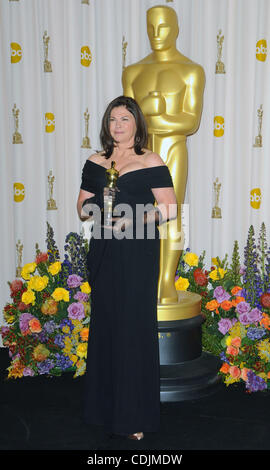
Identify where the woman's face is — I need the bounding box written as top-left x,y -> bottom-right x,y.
109,106 -> 137,146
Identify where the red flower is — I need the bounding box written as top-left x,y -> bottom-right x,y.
193,268 -> 208,286
10,279 -> 24,295
260,293 -> 270,309
35,252 -> 49,264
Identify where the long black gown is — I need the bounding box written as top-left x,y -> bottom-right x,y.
80,159 -> 174,435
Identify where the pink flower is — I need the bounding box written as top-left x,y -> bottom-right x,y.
226,345 -> 239,356
67,274 -> 83,289
67,302 -> 85,321
236,301 -> 251,315
229,366 -> 241,379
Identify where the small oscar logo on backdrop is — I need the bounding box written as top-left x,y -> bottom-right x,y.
214,116 -> 224,137
12,104 -> 23,144
122,36 -> 128,71
16,240 -> 23,278
43,31 -> 52,72
256,39 -> 267,61
47,170 -> 57,210
253,104 -> 263,147
250,188 -> 261,209
81,46 -> 92,67
81,0 -> 89,4
81,108 -> 91,148
212,178 -> 222,218
45,113 -> 55,133
14,183 -> 25,202
216,29 -> 225,73
10,42 -> 22,63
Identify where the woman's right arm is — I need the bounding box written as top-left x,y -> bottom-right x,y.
77,188 -> 96,221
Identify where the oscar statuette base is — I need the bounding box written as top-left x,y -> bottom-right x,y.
158,291 -> 221,402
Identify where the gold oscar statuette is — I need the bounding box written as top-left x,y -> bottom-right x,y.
122,5 -> 205,318
215,29 -> 225,74
103,161 -> 119,226
253,104 -> 263,148
16,239 -> 23,278
81,0 -> 89,4
43,31 -> 52,73
81,108 -> 91,148
122,36 -> 128,71
212,178 -> 222,219
12,104 -> 23,144
47,170 -> 57,210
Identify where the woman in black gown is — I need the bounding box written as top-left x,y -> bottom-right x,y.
77,96 -> 177,440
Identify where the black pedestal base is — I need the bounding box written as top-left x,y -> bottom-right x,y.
160,351 -> 222,402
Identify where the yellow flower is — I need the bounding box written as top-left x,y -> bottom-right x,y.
225,336 -> 232,346
80,282 -> 91,294
183,252 -> 199,267
175,276 -> 190,291
48,261 -> 62,276
62,325 -> 70,334
28,275 -> 49,291
52,287 -> 69,302
76,343 -> 88,358
70,354 -> 78,364
21,289 -> 36,305
6,315 -> 15,324
21,262 -> 37,280
209,268 -> 227,281
211,257 -> 220,266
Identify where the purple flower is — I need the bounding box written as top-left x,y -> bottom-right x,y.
54,334 -> 65,348
19,313 -> 34,333
218,318 -> 234,335
247,308 -> 263,324
238,312 -> 251,325
246,327 -> 266,340
37,360 -> 55,375
213,286 -> 231,303
246,371 -> 267,392
239,265 -> 246,275
43,320 -> 58,334
55,353 -> 73,370
236,301 -> 251,315
23,367 -> 35,377
67,274 -> 83,288
74,291 -> 89,302
67,302 -> 85,321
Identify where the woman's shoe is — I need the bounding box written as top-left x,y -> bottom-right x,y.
127,432 -> 144,440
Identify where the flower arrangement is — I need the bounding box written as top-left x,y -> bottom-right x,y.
0,224 -> 90,379
175,222 -> 270,392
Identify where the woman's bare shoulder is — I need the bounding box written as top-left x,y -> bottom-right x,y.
142,149 -> 166,168
87,151 -> 105,163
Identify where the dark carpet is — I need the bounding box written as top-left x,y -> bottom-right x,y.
1,347 -> 270,462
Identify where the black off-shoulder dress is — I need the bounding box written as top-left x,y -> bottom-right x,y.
80,159 -> 174,436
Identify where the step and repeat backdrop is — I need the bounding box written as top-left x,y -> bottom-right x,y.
1,0 -> 270,333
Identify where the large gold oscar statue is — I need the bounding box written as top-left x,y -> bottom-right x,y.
122,5 -> 205,319
123,6 -> 220,401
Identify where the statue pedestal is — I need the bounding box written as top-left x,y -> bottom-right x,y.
157,291 -> 221,402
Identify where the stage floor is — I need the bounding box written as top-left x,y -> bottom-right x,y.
1,347 -> 270,454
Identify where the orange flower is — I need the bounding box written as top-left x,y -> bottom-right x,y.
220,300 -> 233,311
229,366 -> 241,378
206,299 -> 220,314
232,296 -> 246,306
231,286 -> 242,296
231,337 -> 241,348
29,318 -> 42,333
260,313 -> 270,330
267,372 -> 270,379
241,368 -> 250,382
220,362 -> 230,374
226,345 -> 239,356
80,327 -> 89,342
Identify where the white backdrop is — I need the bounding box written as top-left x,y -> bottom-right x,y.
1,0 -> 270,335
